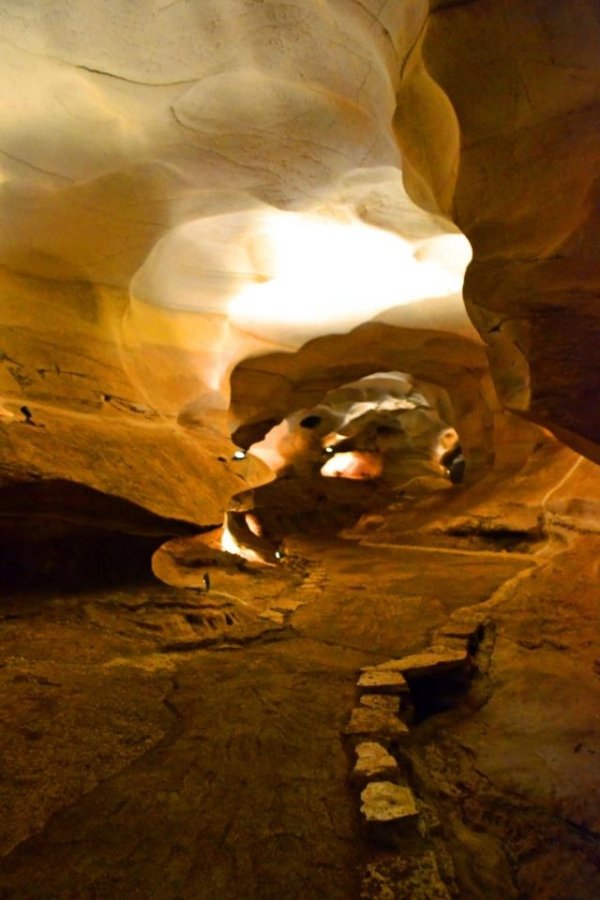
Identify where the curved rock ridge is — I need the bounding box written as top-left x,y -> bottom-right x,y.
0,0 -> 482,541
1,0 -> 599,543
0,0 -> 473,411
230,321 -> 544,483
396,0 -> 600,459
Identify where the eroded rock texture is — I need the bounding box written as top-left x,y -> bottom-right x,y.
0,0 -> 477,547
397,0 -> 600,458
1,1 -> 600,898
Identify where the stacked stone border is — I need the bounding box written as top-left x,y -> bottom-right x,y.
341,609 -> 491,898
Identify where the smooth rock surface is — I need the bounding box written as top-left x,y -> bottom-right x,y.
397,0 -> 600,457
372,649 -> 469,678
0,521 -> 599,898
343,708 -> 410,745
357,669 -> 409,695
1,3 -> 600,898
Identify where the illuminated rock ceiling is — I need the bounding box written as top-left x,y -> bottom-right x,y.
1,5 -> 600,899
0,0 -> 599,528
0,0 -> 475,401
1,0 -> 598,479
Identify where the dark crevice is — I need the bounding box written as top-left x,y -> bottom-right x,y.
446,525 -> 543,552
408,623 -> 491,724
0,479 -> 211,535
430,0 -> 482,11
407,667 -> 476,724
232,417 -> 280,449
0,528 -> 164,592
0,479 -> 214,592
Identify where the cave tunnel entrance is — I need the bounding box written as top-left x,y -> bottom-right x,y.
248,370 -> 462,487
222,369 -> 466,562
223,319 -> 549,564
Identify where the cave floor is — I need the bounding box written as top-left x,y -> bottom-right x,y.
0,535 -> 599,899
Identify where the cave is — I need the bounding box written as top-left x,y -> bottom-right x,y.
1,2 -> 599,898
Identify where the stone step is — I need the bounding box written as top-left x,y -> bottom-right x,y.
351,741 -> 398,785
360,781 -> 420,845
362,648 -> 469,680
361,849 -> 452,898
357,669 -> 409,695
359,694 -> 401,715
342,707 -> 410,745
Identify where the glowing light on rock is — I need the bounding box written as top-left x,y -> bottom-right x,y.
322,432 -> 352,450
220,523 -> 263,563
228,211 -> 470,344
132,206 -> 471,352
434,428 -> 460,461
321,451 -> 383,480
245,512 -> 263,537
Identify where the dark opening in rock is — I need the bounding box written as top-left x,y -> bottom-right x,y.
0,526 -> 164,592
446,526 -> 542,552
299,415 -> 322,429
407,668 -> 475,724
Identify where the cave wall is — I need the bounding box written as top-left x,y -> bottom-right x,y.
0,6 -> 600,899
0,0 -> 475,543
396,0 -> 600,460
0,0 -> 599,555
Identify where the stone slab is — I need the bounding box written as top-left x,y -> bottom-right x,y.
359,694 -> 401,714
351,741 -> 398,785
361,850 -> 452,899
258,610 -> 285,625
366,649 -> 468,679
357,669 -> 409,694
342,707 -> 410,744
360,781 -> 418,824
270,598 -> 306,612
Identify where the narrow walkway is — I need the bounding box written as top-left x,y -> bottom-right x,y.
0,541 -> 535,899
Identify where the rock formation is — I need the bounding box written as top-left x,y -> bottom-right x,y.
0,1 -> 599,898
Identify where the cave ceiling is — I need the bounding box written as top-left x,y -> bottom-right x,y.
1,0 -> 599,526
1,5 -> 600,898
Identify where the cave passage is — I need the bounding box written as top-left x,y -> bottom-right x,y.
1,525 -> 598,900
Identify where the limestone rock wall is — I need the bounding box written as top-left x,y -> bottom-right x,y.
396,0 -> 600,460
0,0 -> 482,541
230,322 -> 543,482
1,0 -> 599,553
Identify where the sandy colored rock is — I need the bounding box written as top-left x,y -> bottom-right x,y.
0,3 -> 600,899
231,323 -> 516,486
357,669 -> 409,694
270,598 -> 306,613
1,525 -> 599,898
396,0 -> 600,458
343,707 -> 410,744
258,610 -> 285,626
429,638 -> 469,657
361,851 -> 452,900
360,781 -> 419,825
360,694 -> 401,715
437,618 -> 488,641
351,742 -> 399,785
372,649 -> 469,678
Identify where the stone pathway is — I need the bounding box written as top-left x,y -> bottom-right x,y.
0,639 -> 364,900
0,536 -> 598,898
